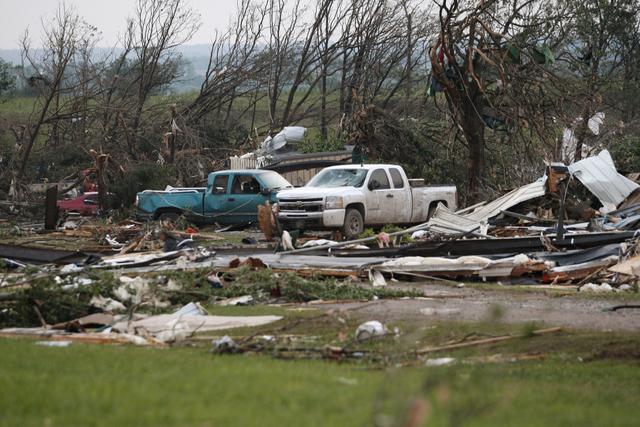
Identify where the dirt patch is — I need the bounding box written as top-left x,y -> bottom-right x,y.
320,283 -> 640,332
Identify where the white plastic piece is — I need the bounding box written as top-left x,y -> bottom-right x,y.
369,269 -> 387,287
355,320 -> 386,341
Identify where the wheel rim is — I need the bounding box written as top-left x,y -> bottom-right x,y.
349,215 -> 361,234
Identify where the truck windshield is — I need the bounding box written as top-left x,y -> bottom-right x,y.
260,172 -> 293,190
306,169 -> 368,188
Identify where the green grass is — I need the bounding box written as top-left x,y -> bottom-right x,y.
0,96 -> 37,115
1,336 -> 640,427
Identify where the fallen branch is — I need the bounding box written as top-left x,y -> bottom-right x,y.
416,327 -> 563,354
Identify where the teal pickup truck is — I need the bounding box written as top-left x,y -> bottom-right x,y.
135,169 -> 293,225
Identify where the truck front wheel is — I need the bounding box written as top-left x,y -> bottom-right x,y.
342,208 -> 364,239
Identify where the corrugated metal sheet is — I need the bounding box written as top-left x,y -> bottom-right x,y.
230,157 -> 257,170
428,178 -> 547,234
567,150 -> 639,209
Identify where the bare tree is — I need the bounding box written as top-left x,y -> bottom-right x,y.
16,4 -> 98,178
124,0 -> 200,155
429,0 -> 567,200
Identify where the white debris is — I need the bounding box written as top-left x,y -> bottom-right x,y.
60,264 -> 82,273
115,276 -> 151,304
512,254 -> 531,265
211,335 -> 239,353
411,230 -> 429,240
301,239 -> 337,248
281,230 -> 295,251
618,284 -> 633,291
425,357 -> 456,367
172,302 -> 207,317
337,377 -> 358,386
35,341 -> 72,347
61,220 -> 78,230
90,296 -> 126,313
105,234 -> 122,247
154,318 -> 191,343
420,307 -> 461,316
568,150 -> 639,208
61,277 -> 93,290
120,333 -> 153,346
368,269 -> 387,287
342,244 -> 370,250
355,320 -> 387,341
217,295 -> 254,306
579,283 -> 613,293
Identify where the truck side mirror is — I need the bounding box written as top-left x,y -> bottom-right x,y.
260,187 -> 271,196
368,180 -> 380,191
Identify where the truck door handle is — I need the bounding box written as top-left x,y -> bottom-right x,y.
228,198 -> 236,202
386,194 -> 394,198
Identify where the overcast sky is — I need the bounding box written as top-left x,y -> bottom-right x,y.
0,0 -> 239,49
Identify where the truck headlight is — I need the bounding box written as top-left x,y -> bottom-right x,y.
325,196 -> 344,209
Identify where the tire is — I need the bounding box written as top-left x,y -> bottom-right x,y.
158,211 -> 181,222
342,208 -> 364,239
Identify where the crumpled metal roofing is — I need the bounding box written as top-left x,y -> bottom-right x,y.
427,178 -> 548,234
567,149 -> 639,209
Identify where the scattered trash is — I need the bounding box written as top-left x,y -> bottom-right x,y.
368,270 -> 387,287
337,377 -> 358,386
355,321 -> 387,341
579,283 -> 613,293
35,341 -> 72,347
420,307 -> 461,316
281,230 -> 294,251
90,296 -> 126,313
60,264 -> 82,274
424,357 -> 456,367
211,335 -> 240,354
217,295 -> 254,306
111,303 -> 282,343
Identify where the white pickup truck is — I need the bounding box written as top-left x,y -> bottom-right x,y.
276,164 -> 457,238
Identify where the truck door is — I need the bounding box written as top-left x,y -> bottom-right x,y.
203,173 -> 231,224
365,168 -> 393,224
226,173 -> 265,223
388,167 -> 412,223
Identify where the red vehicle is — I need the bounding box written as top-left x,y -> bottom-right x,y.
57,192 -> 100,216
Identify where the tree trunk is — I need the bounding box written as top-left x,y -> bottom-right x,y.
460,91 -> 486,203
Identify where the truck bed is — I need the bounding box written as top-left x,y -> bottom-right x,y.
410,185 -> 457,222
136,188 -> 205,219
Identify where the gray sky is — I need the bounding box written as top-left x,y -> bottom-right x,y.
0,0 -> 239,49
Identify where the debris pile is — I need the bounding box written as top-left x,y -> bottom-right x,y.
288,150 -> 640,290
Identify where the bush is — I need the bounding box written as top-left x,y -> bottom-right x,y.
298,129 -> 347,153
111,162 -> 176,207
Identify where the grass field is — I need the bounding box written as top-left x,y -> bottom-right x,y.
1,328 -> 640,427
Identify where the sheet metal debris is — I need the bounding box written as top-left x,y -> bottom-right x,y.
568,150 -> 639,210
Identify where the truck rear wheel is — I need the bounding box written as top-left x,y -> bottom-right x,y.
342,208 -> 364,239
158,211 -> 181,222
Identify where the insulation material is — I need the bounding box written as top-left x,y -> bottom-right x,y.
112,312 -> 282,342
376,256 -> 493,272
568,150 -> 639,209
608,255 -> 640,276
371,255 -> 538,278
